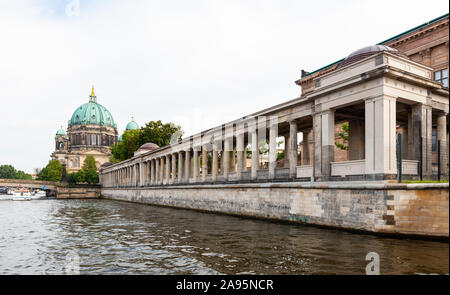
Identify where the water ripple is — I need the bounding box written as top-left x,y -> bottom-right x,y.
0,199 -> 448,274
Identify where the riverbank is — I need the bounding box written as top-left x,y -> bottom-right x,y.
101,182 -> 449,240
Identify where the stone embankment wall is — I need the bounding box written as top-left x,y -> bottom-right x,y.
101,182 -> 449,239
57,185 -> 101,199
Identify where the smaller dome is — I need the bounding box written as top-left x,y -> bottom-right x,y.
337,45 -> 399,69
138,143 -> 160,151
125,116 -> 139,131
56,127 -> 66,136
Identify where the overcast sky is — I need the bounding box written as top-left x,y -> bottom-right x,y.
0,0 -> 448,173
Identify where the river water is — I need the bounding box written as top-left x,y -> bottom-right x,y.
0,199 -> 448,275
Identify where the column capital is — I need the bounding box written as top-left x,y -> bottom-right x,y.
364,94 -> 397,104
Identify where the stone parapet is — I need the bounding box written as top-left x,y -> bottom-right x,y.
101,182 -> 448,239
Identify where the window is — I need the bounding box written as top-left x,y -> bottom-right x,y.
434,69 -> 448,88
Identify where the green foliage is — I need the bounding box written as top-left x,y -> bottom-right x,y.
85,169 -> 99,184
82,156 -> 98,184
110,129 -> 141,162
277,150 -> 285,161
67,172 -> 76,184
38,160 -> 63,182
75,170 -> 86,183
335,122 -> 349,151
111,120 -> 183,163
82,155 -> 97,172
66,156 -> 99,184
140,120 -> 183,147
0,164 -> 33,180
67,170 -> 86,184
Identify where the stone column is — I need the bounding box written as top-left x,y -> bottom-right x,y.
151,159 -> 155,185
284,135 -> 290,168
139,160 -> 144,186
212,141 -> 219,182
236,125 -> 245,180
231,147 -> 236,172
193,149 -> 199,182
436,112 -> 448,176
223,139 -> 231,181
251,127 -> 258,180
348,119 -> 365,160
159,157 -> 164,185
313,110 -> 335,178
268,118 -> 278,179
185,150 -> 191,182
154,161 -> 157,185
302,129 -> 311,165
365,96 -> 397,176
407,111 -> 413,160
172,153 -> 177,183
202,147 -> 208,182
288,120 -> 298,178
411,103 -> 432,177
178,151 -> 183,183
165,155 -> 170,184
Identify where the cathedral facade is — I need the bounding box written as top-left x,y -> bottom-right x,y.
51,87 -> 119,173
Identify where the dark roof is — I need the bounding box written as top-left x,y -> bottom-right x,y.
377,13 -> 449,44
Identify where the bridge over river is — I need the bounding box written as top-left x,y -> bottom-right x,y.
0,179 -> 100,199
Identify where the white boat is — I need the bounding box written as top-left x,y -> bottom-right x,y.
12,189 -> 32,201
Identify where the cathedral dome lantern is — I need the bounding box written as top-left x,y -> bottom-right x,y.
68,86 -> 117,129
56,126 -> 66,136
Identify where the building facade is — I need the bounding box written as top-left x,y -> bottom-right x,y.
51,87 -> 118,173
298,14 -> 449,171
100,14 -> 449,186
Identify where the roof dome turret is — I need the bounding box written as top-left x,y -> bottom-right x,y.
337,45 -> 400,69
68,86 -> 117,129
138,143 -> 160,151
125,117 -> 139,130
56,126 -> 66,136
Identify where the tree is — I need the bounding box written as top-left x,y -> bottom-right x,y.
139,120 -> 183,148
110,120 -> 183,163
0,165 -> 15,179
85,169 -> 99,184
110,129 -> 141,163
82,155 -> 97,172
0,164 -> 32,180
75,170 -> 86,183
38,160 -> 63,182
82,156 -> 99,184
335,122 -> 349,150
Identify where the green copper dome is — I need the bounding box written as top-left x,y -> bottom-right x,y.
56,128 -> 66,135
125,117 -> 139,130
68,88 -> 117,129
